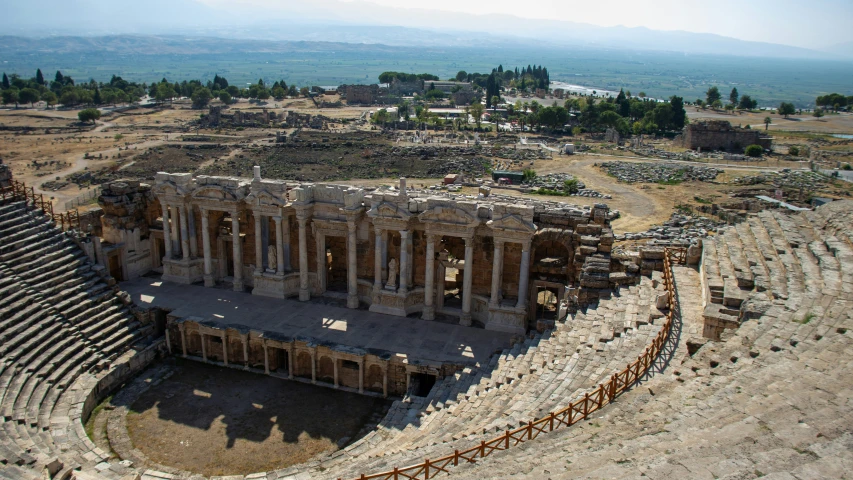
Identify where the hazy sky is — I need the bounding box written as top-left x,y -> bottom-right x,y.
202,0 -> 853,49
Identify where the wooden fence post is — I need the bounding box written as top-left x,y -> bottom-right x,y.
424,458 -> 430,479
454,450 -> 459,466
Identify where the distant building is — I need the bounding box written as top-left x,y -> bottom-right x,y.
675,120 -> 772,152
492,171 -> 524,185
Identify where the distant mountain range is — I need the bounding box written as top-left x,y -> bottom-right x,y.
1,0 -> 848,60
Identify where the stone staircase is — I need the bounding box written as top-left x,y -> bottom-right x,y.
308,276 -> 668,479
440,202 -> 853,479
0,200 -> 154,477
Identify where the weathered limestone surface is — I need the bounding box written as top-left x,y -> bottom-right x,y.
676,119 -> 773,151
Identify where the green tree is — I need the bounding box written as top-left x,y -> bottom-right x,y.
778,102 -> 795,118
1,89 -> 18,108
18,88 -> 39,107
813,108 -> 824,118
59,90 -> 78,107
522,168 -> 537,182
711,99 -> 723,110
191,87 -> 212,108
706,86 -> 721,106
764,116 -> 772,130
78,108 -> 101,124
563,178 -> 580,194
155,83 -> 177,104
490,95 -> 500,112
745,144 -> 763,157
299,87 -> 310,97
272,86 -> 286,100
219,92 -> 232,105
599,110 -> 622,128
36,68 -> 44,85
257,88 -> 271,102
41,91 -> 57,108
1,73 -> 9,90
469,101 -> 485,129
669,95 -> 686,128
738,95 -> 757,110
729,87 -> 738,106
92,87 -> 102,105
788,146 -> 800,156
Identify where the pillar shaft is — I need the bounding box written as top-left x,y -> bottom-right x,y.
222,333 -> 228,366
242,336 -> 249,369
358,360 -> 364,394
162,203 -> 173,260
232,214 -> 243,291
170,205 -> 180,254
310,352 -> 316,384
516,242 -> 531,309
374,228 -> 383,291
460,237 -> 474,326
316,233 -> 325,292
298,217 -> 310,301
201,209 -> 214,287
179,206 -> 190,260
333,358 -> 339,388
188,207 -> 198,258
179,325 -> 187,356
399,230 -> 409,294
423,235 -> 436,321
490,240 -> 505,306
165,329 -> 172,354
287,348 -> 294,379
282,216 -> 292,271
347,221 -> 359,308
263,342 -> 270,374
274,216 -> 285,274
201,333 -> 207,361
254,214 -> 264,273
383,366 -> 388,398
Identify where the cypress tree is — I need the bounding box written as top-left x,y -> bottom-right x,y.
1,73 -> 9,90
36,68 -> 44,85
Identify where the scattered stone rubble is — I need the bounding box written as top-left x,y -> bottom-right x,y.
614,213 -> 724,243
599,161 -> 722,183
525,173 -> 611,199
730,169 -> 827,190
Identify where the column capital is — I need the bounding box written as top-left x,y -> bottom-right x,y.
273,215 -> 282,222
521,240 -> 532,251
464,236 -> 474,247
348,221 -> 357,233
494,238 -> 505,247
400,229 -> 409,238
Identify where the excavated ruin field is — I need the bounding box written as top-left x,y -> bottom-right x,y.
125,361 -> 390,477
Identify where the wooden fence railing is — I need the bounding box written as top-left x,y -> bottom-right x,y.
0,180 -> 81,230
341,248 -> 685,480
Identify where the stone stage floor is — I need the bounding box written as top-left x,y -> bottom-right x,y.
123,278 -> 514,366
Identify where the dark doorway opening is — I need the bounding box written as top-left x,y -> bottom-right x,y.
410,373 -> 437,397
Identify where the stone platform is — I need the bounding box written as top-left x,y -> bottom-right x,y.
123,277 -> 514,366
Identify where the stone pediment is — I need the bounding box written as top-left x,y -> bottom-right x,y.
246,188 -> 286,207
419,205 -> 479,227
487,213 -> 536,233
152,181 -> 190,198
192,185 -> 240,202
367,201 -> 413,220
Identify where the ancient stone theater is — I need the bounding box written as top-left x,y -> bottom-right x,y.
0,161 -> 851,480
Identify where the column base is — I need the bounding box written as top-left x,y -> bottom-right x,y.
347,294 -> 359,309
233,281 -> 244,292
459,313 -> 472,327
203,275 -> 215,287
422,306 -> 435,321
299,289 -> 310,301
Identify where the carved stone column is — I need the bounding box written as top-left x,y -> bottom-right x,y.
188,206 -> 198,258
333,357 -> 339,389
201,333 -> 207,362
516,241 -> 531,309
310,350 -> 317,384
297,215 -> 310,301
422,234 -> 436,321
490,239 -> 505,307
460,236 -> 474,327
382,364 -> 389,398
161,203 -> 173,260
346,220 -> 359,309
274,216 -> 285,274
373,227 -> 383,292
232,213 -> 244,291
358,359 -> 364,394
170,205 -> 180,253
178,323 -> 187,357
201,208 -> 214,287
282,215 -> 292,271
254,214 -> 263,274
263,341 -> 269,374
179,205 -> 190,260
241,334 -> 249,370
222,332 -> 228,366
316,233 -> 326,292
287,347 -> 294,379
399,230 -> 409,295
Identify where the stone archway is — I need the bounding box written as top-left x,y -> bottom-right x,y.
531,228 -> 575,284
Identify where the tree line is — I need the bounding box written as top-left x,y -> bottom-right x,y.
0,70 -> 313,110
